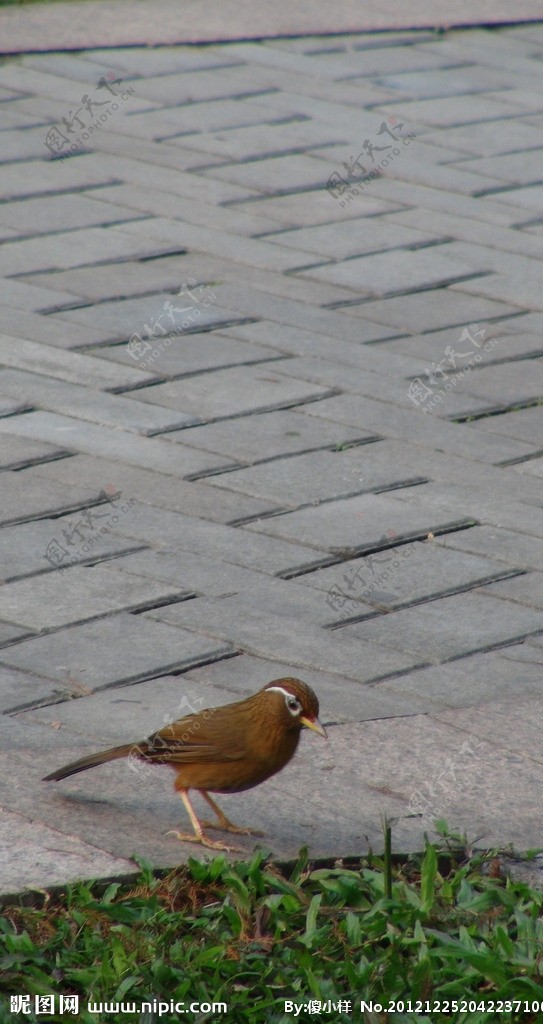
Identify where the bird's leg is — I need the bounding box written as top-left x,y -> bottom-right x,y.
199,791 -> 265,837
167,789 -> 243,852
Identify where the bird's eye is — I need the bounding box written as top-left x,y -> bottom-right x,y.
287,696 -> 301,714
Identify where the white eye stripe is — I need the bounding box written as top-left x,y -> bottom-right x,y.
266,686 -> 302,716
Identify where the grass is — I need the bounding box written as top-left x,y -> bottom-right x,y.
1,826 -> 543,1023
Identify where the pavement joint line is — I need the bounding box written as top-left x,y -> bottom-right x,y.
253,207 -> 410,237
156,112 -> 312,143
416,309 -> 527,334
143,355 -> 298,400
473,179 -> 543,197
183,434 -> 383,479
325,567 -> 528,629
0,405 -> 34,420
276,518 -> 479,579
0,498 -> 127,530
147,386 -> 345,428
494,448 -> 543,467
320,271 -> 495,304
2,450 -> 76,474
440,628 -> 543,664
4,545 -> 151,586
292,237 -> 457,276
189,143 -> 348,171
0,217 -> 151,249
205,476 -> 428,511
0,178 -> 125,204
0,591 -> 195,644
452,397 -> 543,423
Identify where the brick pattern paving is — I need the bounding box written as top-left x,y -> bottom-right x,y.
1,26 -> 543,891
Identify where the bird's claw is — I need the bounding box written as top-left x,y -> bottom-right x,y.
201,819 -> 266,837
166,829 -> 243,852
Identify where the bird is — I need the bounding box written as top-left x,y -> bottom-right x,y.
43,677 -> 326,851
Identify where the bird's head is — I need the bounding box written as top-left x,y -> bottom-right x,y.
262,677 -> 326,737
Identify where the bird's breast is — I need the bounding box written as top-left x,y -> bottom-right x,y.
173,727 -> 300,794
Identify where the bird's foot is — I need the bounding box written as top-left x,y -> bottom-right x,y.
201,818 -> 266,837
166,829 -> 243,853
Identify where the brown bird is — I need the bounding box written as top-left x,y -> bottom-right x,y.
43,677 -> 326,851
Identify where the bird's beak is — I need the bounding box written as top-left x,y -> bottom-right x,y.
301,716 -> 327,738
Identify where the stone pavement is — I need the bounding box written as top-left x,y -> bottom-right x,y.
1,22 -> 543,896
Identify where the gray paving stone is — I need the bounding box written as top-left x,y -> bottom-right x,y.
53,291 -> 247,340
99,503 -> 329,576
28,454 -> 270,526
216,288 -> 399,343
262,217 -> 437,259
0,665 -> 79,715
0,396 -> 31,418
107,548 -> 285,595
375,647 -> 543,710
144,572 -> 334,627
515,456 -> 543,479
0,278 -> 85,315
298,389 -> 538,465
0,622 -> 34,646
0,304 -> 108,348
335,290 -> 518,332
0,468 -> 108,528
380,93 -> 533,126
145,598 -> 424,681
341,591 -> 542,662
367,175 -> 531,227
0,194 -> 144,236
244,492 -> 473,556
296,245 -> 473,294
312,144 -> 505,196
0,517 -> 145,584
204,440 -> 425,503
476,571 -> 543,610
436,694 -> 543,763
0,223 -> 191,276
0,808 -> 134,895
116,217 -> 308,273
0,157 -> 118,200
444,359 -> 543,406
258,354 -> 436,410
0,412 -> 231,477
384,476 -> 543,524
130,365 -> 334,420
82,45 -> 246,75
0,433 -> 70,471
381,326 -> 543,370
87,334 -> 281,379
167,407 -> 376,463
0,336 -> 153,389
201,152 -> 348,194
468,405 -> 543,445
452,273 -> 543,313
297,540 -> 521,615
385,206 -> 543,260
175,119 -> 348,163
0,564 -> 190,631
0,613 -> 234,690
227,188 -> 404,228
222,319 -> 403,364
0,369 -> 198,435
82,182 -> 282,237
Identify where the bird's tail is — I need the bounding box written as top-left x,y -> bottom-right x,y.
43,742 -> 145,782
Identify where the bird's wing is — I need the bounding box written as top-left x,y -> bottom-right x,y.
142,706 -> 247,764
